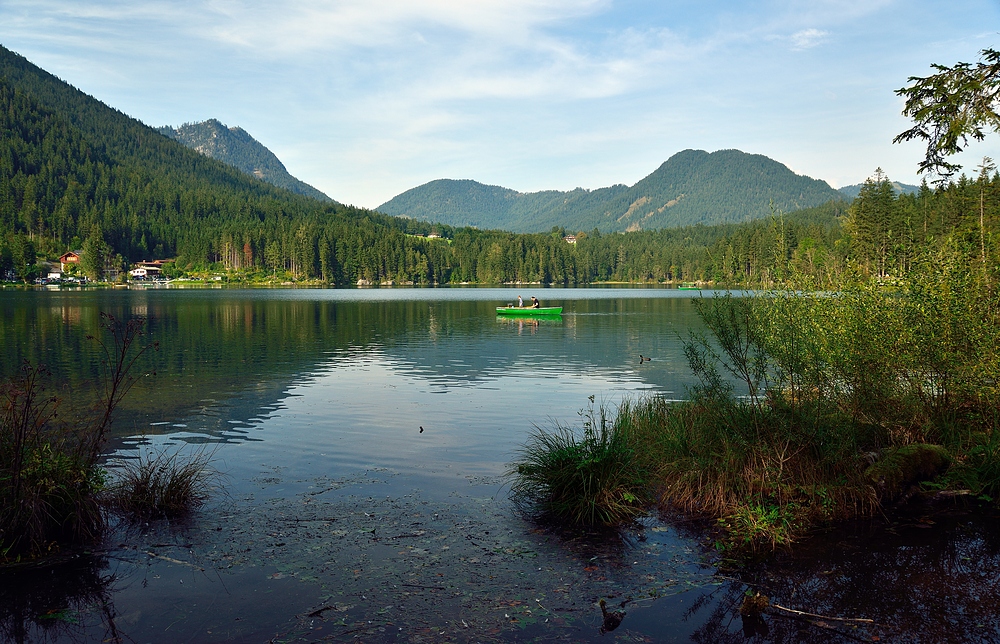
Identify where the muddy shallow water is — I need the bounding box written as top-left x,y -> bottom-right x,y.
2,287 -> 999,643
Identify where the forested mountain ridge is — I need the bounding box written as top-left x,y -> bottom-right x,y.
2,43 -> 996,290
378,149 -> 845,232
157,119 -> 333,202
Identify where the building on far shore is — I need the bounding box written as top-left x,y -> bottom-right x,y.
129,265 -> 161,280
59,250 -> 83,271
129,259 -> 173,280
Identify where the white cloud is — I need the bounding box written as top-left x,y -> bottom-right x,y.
201,0 -> 612,53
789,28 -> 830,50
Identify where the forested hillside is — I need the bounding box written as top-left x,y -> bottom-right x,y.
378,149 -> 845,232
157,119 -> 332,202
0,44 -> 453,284
1,44 -> 997,290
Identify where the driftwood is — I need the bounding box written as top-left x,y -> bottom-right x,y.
144,550 -> 204,571
770,603 -> 874,624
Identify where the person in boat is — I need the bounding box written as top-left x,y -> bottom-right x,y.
517,295 -> 523,307
530,296 -> 540,308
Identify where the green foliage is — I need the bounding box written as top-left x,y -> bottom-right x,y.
719,502 -> 800,550
80,227 -> 109,281
7,234 -> 36,282
844,169 -> 909,276
658,259 -> 1000,550
865,445 -> 951,499
508,402 -> 647,526
686,295 -> 770,406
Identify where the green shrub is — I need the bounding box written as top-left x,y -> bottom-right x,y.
865,444 -> 952,500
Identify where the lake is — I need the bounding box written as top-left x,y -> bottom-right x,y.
1,286 -> 998,643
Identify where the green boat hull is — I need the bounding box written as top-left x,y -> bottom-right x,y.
496,306 -> 563,316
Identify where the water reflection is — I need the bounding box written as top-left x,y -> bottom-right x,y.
0,555 -> 118,644
0,289 -> 705,449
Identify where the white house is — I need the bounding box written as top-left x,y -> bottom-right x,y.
129,265 -> 162,280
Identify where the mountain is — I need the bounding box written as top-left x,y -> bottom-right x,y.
0,43 -> 454,285
157,119 -> 333,202
378,149 -> 845,233
838,181 -> 921,200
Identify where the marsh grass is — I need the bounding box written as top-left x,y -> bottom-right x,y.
0,314 -> 158,560
511,254 -> 1000,552
509,403 -> 647,526
631,395 -> 881,551
106,448 -> 216,520
0,363 -> 106,559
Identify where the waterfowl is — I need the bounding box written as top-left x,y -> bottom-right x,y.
599,599 -> 625,633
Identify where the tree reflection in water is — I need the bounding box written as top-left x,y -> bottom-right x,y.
0,554 -> 119,644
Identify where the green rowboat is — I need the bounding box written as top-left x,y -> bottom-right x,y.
496,306 -> 563,317
677,283 -> 701,290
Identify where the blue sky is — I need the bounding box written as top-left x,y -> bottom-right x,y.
2,0 -> 999,208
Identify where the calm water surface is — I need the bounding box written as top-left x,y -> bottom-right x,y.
1,286 -> 998,643
1,287 -> 706,492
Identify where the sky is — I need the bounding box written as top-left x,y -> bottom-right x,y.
2,1 -> 999,208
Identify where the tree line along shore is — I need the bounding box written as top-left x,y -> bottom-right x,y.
4,173 -> 1000,290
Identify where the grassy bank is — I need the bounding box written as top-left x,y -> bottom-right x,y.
511,250 -> 1000,551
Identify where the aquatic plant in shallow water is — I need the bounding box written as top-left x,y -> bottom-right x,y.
653,265 -> 1000,551
0,363 -> 106,559
508,402 -> 648,526
106,447 -> 216,520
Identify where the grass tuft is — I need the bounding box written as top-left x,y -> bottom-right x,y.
508,403 -> 647,526
106,449 -> 215,520
0,314 -> 158,560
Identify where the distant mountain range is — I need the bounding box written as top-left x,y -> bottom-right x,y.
838,181 -> 921,200
378,149 -> 846,233
157,119 -> 333,202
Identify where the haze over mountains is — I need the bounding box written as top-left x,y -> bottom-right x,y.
378,149 -> 846,233
157,119 -> 333,202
